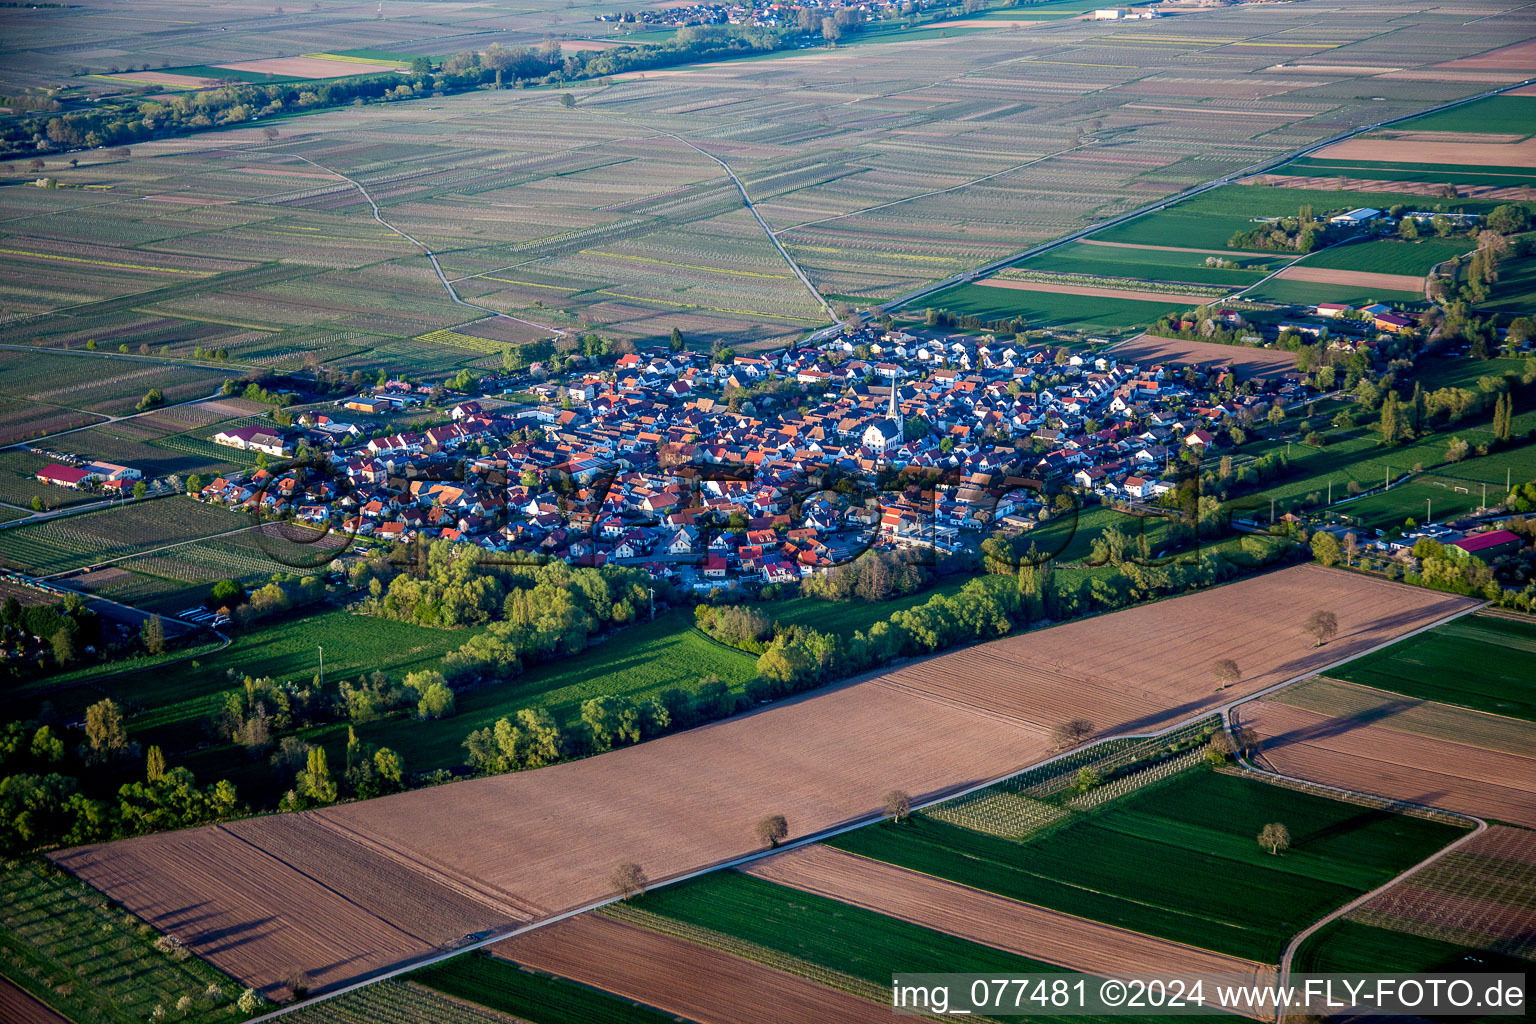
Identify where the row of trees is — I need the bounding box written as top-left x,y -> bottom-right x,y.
0,700 -> 242,854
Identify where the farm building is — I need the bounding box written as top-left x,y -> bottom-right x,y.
1329,208 -> 1381,226
1315,302 -> 1350,319
83,461 -> 141,482
212,425 -> 293,457
1451,529 -> 1522,560
1373,313 -> 1413,335
34,463 -> 93,489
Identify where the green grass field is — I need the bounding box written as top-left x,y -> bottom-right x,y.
351,608 -> 757,770
1017,242 -> 1279,287
1481,251 -> 1536,315
1088,185 -> 1481,252
628,872 -> 1221,1024
1329,615 -> 1536,721
1295,918 -> 1531,973
1391,95 -> 1536,138
1301,238 -> 1472,277
828,769 -> 1466,962
1020,506 -> 1177,564
917,282 -> 1177,332
1281,156 -> 1536,189
768,576 -> 969,635
1294,920 -> 1527,1023
414,953 -> 682,1024
0,857 -> 246,1024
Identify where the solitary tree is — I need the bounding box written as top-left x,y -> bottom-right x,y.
670,326 -> 685,353
146,744 -> 167,783
1233,725 -> 1260,760
756,813 -> 789,849
84,698 -> 133,765
1257,822 -> 1291,855
560,92 -> 576,109
1072,766 -> 1101,794
1212,658 -> 1241,690
611,861 -> 648,900
1304,609 -> 1339,647
884,789 -> 912,823
1051,718 -> 1094,749
1310,531 -> 1341,567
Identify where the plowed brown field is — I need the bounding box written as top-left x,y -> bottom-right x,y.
1313,137 -> 1536,166
1111,334 -> 1299,377
744,845 -> 1274,994
1275,265 -> 1426,293
0,977 -> 69,1024
51,567 -> 1475,996
493,914 -> 892,1024
50,826 -> 432,998
1349,826 -> 1536,959
1239,698 -> 1536,827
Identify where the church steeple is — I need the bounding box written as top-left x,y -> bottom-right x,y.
887,369 -> 903,444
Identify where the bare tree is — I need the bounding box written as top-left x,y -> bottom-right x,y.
884,790 -> 912,824
1257,822 -> 1291,856
610,861 -> 648,900
285,968 -> 311,999
1051,718 -> 1094,749
1304,610 -> 1339,647
1211,658 -> 1240,691
756,814 -> 789,849
1343,532 -> 1359,567
1233,726 -> 1260,760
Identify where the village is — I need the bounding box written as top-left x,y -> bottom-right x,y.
149,328 -> 1320,593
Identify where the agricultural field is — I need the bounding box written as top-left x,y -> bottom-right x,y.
1243,276 -> 1425,308
1085,185 -> 1476,253
1481,249 -> 1536,315
277,977 -> 551,1024
0,857 -> 247,1024
44,566 -> 1475,997
1348,825 -> 1536,962
1014,241 -> 1285,288
743,844 -> 1271,983
495,913 -> 897,1024
1274,156 -> 1536,190
5,2 -> 1535,356
1239,678 -> 1536,827
415,956 -> 689,1024
827,768 -> 1467,962
1299,237 -> 1474,278
1327,615 -> 1536,721
1109,335 -> 1298,378
0,496 -> 244,576
348,608 -> 758,772
913,282 -> 1177,334
1391,95 -> 1536,138
0,351 -> 226,418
